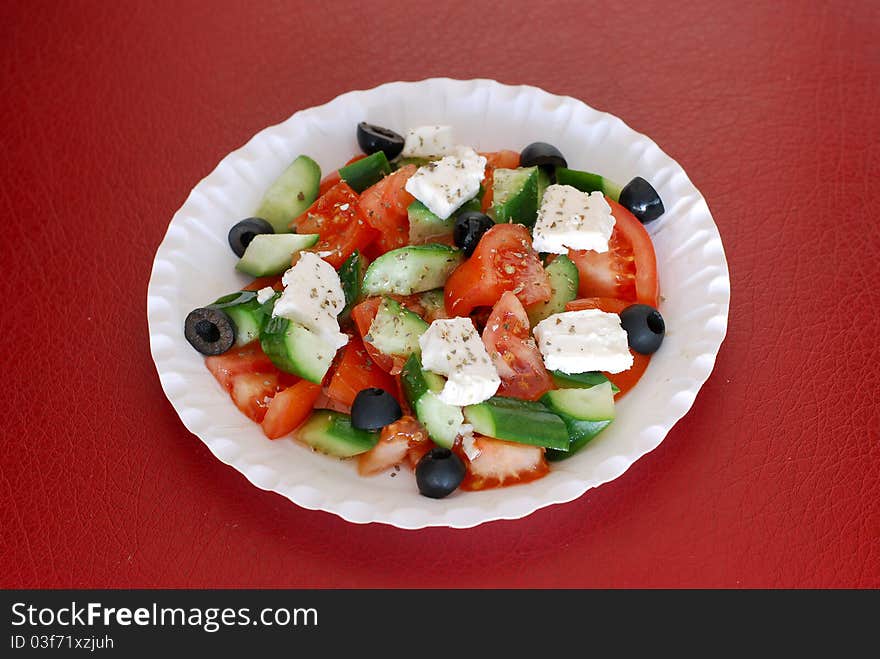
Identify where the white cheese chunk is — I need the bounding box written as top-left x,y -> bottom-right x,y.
532,185 -> 616,254
460,424 -> 481,460
273,252 -> 348,350
401,125 -> 455,158
419,317 -> 500,406
533,309 -> 633,374
256,286 -> 275,304
404,147 -> 487,220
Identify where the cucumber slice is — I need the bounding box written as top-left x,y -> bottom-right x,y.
400,354 -> 463,448
526,255 -> 578,326
551,370 -> 620,393
255,155 -> 321,233
235,233 -> 319,277
209,291 -> 264,346
338,151 -> 391,193
542,381 -> 615,460
407,192 -> 482,245
296,410 -> 378,457
366,297 -> 429,358
391,155 -> 433,170
362,244 -> 463,296
546,418 -> 612,462
463,396 -> 570,451
542,381 -> 616,421
337,250 -> 367,324
555,167 -> 622,201
260,316 -> 337,384
491,166 -> 541,227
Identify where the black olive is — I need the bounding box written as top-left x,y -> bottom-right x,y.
520,142 -> 568,173
351,388 -> 402,431
619,304 -> 665,355
415,447 -> 465,499
618,176 -> 665,224
184,307 -> 236,355
357,122 -> 405,160
453,211 -> 495,257
228,217 -> 274,257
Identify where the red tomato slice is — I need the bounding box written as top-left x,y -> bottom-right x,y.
567,197 -> 659,307
229,372 -> 280,423
326,335 -> 398,408
205,341 -> 279,390
444,223 -> 551,318
261,380 -> 322,439
565,296 -> 651,398
241,275 -> 283,292
458,435 -> 549,490
291,181 -> 378,268
357,416 -> 430,476
356,165 -> 416,255
479,150 -> 520,212
482,291 -> 553,401
350,297 -> 406,374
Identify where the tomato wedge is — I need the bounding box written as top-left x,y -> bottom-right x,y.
326,335 -> 398,408
479,150 -> 520,212
444,223 -> 551,318
350,297 -> 406,374
458,435 -> 549,490
482,291 -> 553,401
565,296 -> 651,398
291,181 -> 377,268
567,197 -> 659,307
241,275 -> 283,292
357,416 -> 430,476
205,342 -> 298,422
261,380 -> 322,439
356,165 -> 416,255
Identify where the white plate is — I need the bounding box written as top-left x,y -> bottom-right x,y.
147,78 -> 729,529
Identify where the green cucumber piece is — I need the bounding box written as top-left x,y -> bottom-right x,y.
260,316 -> 337,384
550,370 -> 619,393
296,410 -> 378,457
209,291 -> 264,346
337,250 -> 367,324
400,354 -> 462,448
407,192 -> 483,244
235,233 -> 319,277
536,168 -> 551,206
526,255 -> 578,326
545,418 -> 613,461
362,244 -> 463,296
366,297 -> 429,358
255,155 -> 321,233
542,381 -> 616,421
491,166 -> 541,227
555,167 -> 622,201
338,151 -> 391,193
463,396 -> 570,451
543,381 -> 615,460
391,156 -> 433,170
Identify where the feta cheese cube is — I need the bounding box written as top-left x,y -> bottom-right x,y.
419,317 -> 500,406
256,286 -> 275,304
273,252 -> 348,350
404,147 -> 487,220
533,309 -> 633,374
532,184 -> 616,254
401,125 -> 455,158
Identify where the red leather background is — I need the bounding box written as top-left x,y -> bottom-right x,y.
2,0 -> 878,588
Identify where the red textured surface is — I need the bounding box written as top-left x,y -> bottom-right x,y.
2,0 -> 879,588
